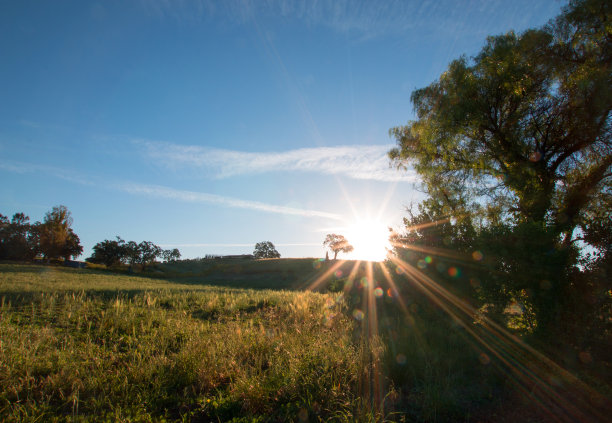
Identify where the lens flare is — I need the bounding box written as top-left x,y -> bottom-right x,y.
396,353 -> 407,365
352,309 -> 364,321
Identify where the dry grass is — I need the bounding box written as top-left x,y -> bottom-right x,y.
0,264 -> 368,422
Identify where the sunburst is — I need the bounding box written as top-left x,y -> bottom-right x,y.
345,218 -> 390,262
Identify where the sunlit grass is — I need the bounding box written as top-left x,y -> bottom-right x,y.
0,264 -> 365,421
2,261 -> 608,421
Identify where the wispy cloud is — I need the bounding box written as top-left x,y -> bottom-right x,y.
140,0 -> 425,35
0,160 -> 94,186
137,141 -> 415,182
139,0 -> 439,38
138,0 -> 557,41
0,159 -> 343,220
159,242 -> 320,248
116,182 -> 343,220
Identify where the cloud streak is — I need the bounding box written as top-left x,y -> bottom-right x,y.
0,160 -> 94,186
138,0 -> 559,42
159,242 -> 321,248
137,141 -> 415,182
116,182 -> 343,220
0,159 -> 343,221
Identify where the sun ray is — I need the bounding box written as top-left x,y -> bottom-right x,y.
300,259 -> 347,292
341,260 -> 362,295
346,219 -> 391,262
388,254 -> 607,422
375,181 -> 399,222
389,239 -> 469,262
313,175 -> 604,419
376,261 -> 409,315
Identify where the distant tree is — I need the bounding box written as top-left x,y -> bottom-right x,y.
0,212 -> 38,260
138,241 -> 162,271
0,213 -> 38,260
162,248 -> 181,263
124,241 -> 140,270
61,230 -> 82,261
37,206 -> 83,260
0,214 -> 7,259
323,234 -> 354,260
87,237 -> 127,267
253,241 -> 281,259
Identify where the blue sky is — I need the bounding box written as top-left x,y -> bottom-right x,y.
0,0 -> 564,259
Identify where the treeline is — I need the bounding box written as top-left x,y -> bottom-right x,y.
1,205 -> 181,270
0,205 -> 82,261
87,237 -> 180,270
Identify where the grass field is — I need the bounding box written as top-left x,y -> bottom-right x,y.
0,262 -> 609,422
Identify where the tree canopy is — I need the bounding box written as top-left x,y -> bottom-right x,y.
253,241 -> 281,259
37,205 -> 83,261
323,234 -> 354,260
0,206 -> 83,262
390,0 -> 610,239
87,237 -> 178,270
87,237 -> 127,267
0,213 -> 38,260
389,0 -> 611,342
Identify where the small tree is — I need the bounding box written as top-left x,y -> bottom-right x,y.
253,241 -> 281,259
323,234 -> 354,260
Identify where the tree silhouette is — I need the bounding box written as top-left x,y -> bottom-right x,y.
87,237 -> 127,267
323,234 -> 354,260
253,241 -> 280,259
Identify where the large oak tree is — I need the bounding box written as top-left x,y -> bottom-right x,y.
389,0 -> 611,340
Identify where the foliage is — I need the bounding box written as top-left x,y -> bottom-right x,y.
389,0 -> 611,234
124,240 -> 141,268
137,241 -> 163,271
87,237 -> 175,270
162,248 -> 181,263
323,234 -> 354,260
389,0 -> 611,341
37,205 -> 83,260
1,207 -> 83,262
87,236 -> 127,267
253,241 -> 281,259
0,213 -> 39,260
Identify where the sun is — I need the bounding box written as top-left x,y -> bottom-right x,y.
345,219 -> 391,262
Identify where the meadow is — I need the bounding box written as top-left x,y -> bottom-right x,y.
0,262 -> 609,422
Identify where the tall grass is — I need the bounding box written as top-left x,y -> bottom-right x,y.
0,264 -> 367,421
1,263 -> 608,422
